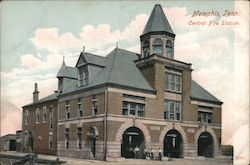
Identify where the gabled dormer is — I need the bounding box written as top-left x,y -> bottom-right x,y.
57,58 -> 78,93
140,4 -> 175,59
76,51 -> 105,87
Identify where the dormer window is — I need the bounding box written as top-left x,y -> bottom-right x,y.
153,38 -> 163,55
142,40 -> 150,57
58,78 -> 63,93
166,40 -> 173,58
78,66 -> 88,87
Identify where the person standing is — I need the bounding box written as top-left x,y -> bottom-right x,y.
134,146 -> 140,159
158,147 -> 163,161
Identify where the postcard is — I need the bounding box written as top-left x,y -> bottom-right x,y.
0,1 -> 249,165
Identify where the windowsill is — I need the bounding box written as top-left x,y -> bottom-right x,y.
36,122 -> 39,124
164,90 -> 182,94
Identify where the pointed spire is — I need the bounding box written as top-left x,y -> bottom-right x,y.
142,4 -> 174,35
62,56 -> 65,66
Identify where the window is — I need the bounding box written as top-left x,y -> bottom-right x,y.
77,127 -> 82,150
78,98 -> 83,117
142,40 -> 150,57
166,40 -> 173,58
49,107 -> 53,129
92,95 -> 98,116
164,100 -> 182,121
25,131 -> 28,147
122,94 -> 145,117
49,133 -> 53,149
153,38 -> 163,55
58,78 -> 63,93
24,110 -> 29,125
165,72 -> 182,92
65,100 -> 70,119
122,102 -> 145,117
36,108 -> 40,123
78,66 -> 88,86
65,128 -> 70,149
43,107 -> 47,122
198,111 -> 213,123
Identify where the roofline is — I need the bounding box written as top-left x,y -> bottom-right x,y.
190,97 -> 223,105
58,82 -> 155,98
22,97 -> 58,108
140,31 -> 176,39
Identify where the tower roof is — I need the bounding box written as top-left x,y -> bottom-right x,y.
142,4 -> 174,35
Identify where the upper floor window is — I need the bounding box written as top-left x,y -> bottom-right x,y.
122,102 -> 145,117
164,100 -> 181,121
166,40 -> 173,58
77,127 -> 82,150
153,38 -> 163,55
43,107 -> 47,122
122,95 -> 145,117
78,66 -> 88,87
24,110 -> 29,125
65,128 -> 70,149
165,72 -> 182,92
198,111 -> 213,123
198,106 -> 213,123
65,100 -> 70,119
142,40 -> 150,57
58,78 -> 63,93
78,98 -> 83,117
49,107 -> 53,129
36,108 -> 40,123
92,95 -> 98,116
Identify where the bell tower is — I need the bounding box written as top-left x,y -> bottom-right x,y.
140,4 -> 175,59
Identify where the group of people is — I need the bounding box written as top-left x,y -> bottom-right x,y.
134,146 -> 163,160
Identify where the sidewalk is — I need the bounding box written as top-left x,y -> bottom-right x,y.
0,151 -> 233,165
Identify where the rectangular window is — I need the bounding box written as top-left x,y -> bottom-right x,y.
77,127 -> 82,150
92,95 -> 98,116
122,102 -> 145,117
49,133 -> 53,149
43,107 -> 47,122
198,111 -> 213,123
122,102 -> 129,115
78,67 -> 88,86
24,110 -> 29,125
164,100 -> 182,121
65,100 -> 70,119
36,108 -> 40,123
49,107 -> 53,129
78,98 -> 83,117
165,72 -> 182,93
65,128 -> 70,149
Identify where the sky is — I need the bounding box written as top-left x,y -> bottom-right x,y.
0,0 -> 249,163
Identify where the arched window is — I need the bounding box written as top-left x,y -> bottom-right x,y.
142,40 -> 150,57
153,38 -> 163,55
166,40 -> 173,58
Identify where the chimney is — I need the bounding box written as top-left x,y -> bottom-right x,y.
33,83 -> 39,103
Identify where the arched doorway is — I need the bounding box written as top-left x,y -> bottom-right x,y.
198,132 -> 213,157
87,127 -> 97,158
121,127 -> 145,158
164,129 -> 183,158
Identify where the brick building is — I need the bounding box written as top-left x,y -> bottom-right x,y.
22,4 -> 222,160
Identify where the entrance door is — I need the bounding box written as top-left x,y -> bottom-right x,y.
164,129 -> 183,158
87,128 -> 97,158
198,132 -> 213,157
121,127 -> 145,158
